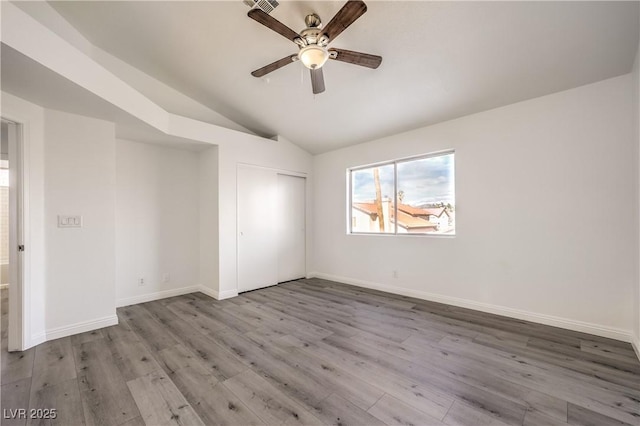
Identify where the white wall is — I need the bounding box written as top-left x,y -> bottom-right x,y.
313,75 -> 636,341
115,139 -> 200,306
198,146 -> 219,297
44,109 -> 117,336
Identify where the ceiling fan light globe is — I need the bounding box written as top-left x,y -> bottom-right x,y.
299,45 -> 329,70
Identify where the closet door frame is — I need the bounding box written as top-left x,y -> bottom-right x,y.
236,163 -> 307,293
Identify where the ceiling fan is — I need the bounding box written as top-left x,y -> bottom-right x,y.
248,0 -> 382,94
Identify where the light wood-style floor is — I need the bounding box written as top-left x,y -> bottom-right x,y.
1,279 -> 639,426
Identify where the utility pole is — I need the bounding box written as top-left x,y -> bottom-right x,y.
373,168 -> 385,232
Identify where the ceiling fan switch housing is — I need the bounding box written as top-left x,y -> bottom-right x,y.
304,14 -> 322,28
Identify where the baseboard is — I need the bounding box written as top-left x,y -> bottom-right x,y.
308,272 -> 633,343
197,285 -> 218,299
116,285 -> 201,308
116,284 -> 239,306
632,333 -> 640,362
218,289 -> 239,300
29,332 -> 47,348
45,314 -> 119,341
197,285 -> 238,300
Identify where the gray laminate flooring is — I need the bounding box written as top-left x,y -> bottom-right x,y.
1,278 -> 639,425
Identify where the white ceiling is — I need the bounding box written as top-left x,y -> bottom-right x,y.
23,2 -> 640,153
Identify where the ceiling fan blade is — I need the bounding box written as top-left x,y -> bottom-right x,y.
251,55 -> 298,77
248,8 -> 300,43
329,48 -> 382,69
310,68 -> 325,94
321,0 -> 367,42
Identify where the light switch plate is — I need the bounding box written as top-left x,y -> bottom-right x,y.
58,215 -> 82,228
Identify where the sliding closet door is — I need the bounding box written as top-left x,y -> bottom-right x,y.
277,174 -> 306,283
237,165 -> 278,292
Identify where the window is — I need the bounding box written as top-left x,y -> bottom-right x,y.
349,151 -> 455,235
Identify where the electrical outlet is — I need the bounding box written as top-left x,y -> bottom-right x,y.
392,269 -> 398,279
162,273 -> 170,283
138,278 -> 145,286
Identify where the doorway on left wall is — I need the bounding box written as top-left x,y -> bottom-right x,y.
1,121 -> 9,290
1,121 -> 10,356
1,118 -> 24,352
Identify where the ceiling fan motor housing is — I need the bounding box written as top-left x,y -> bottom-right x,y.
298,28 -> 329,47
296,19 -> 330,70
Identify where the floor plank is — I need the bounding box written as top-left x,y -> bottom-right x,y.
30,338 -> 76,394
250,333 -> 386,411
437,335 -> 640,424
310,393 -> 386,426
127,370 -> 204,426
1,377 -> 31,426
208,328 -> 333,410
73,339 -> 141,426
190,382 -> 265,426
284,335 -> 455,421
141,302 -> 247,382
443,401 -> 510,426
367,393 -> 445,425
567,403 -> 634,426
523,409 -> 567,426
1,346 -> 35,386
164,299 -> 228,334
324,333 -> 528,425
523,389 -> 567,423
102,319 -> 161,382
27,378 -> 84,426
69,330 -> 104,347
154,344 -> 220,408
118,305 -> 181,353
224,369 -> 323,426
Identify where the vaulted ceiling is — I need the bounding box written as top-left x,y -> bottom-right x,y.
14,1 -> 640,153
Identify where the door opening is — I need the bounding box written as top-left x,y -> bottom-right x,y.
2,118 -> 24,352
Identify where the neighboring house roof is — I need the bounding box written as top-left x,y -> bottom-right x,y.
397,203 -> 427,216
353,202 -> 379,217
397,203 -> 449,218
393,210 -> 438,230
353,202 -> 437,230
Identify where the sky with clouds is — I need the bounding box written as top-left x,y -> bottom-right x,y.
351,153 -> 455,206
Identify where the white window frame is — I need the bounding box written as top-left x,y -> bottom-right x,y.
347,149 -> 455,237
